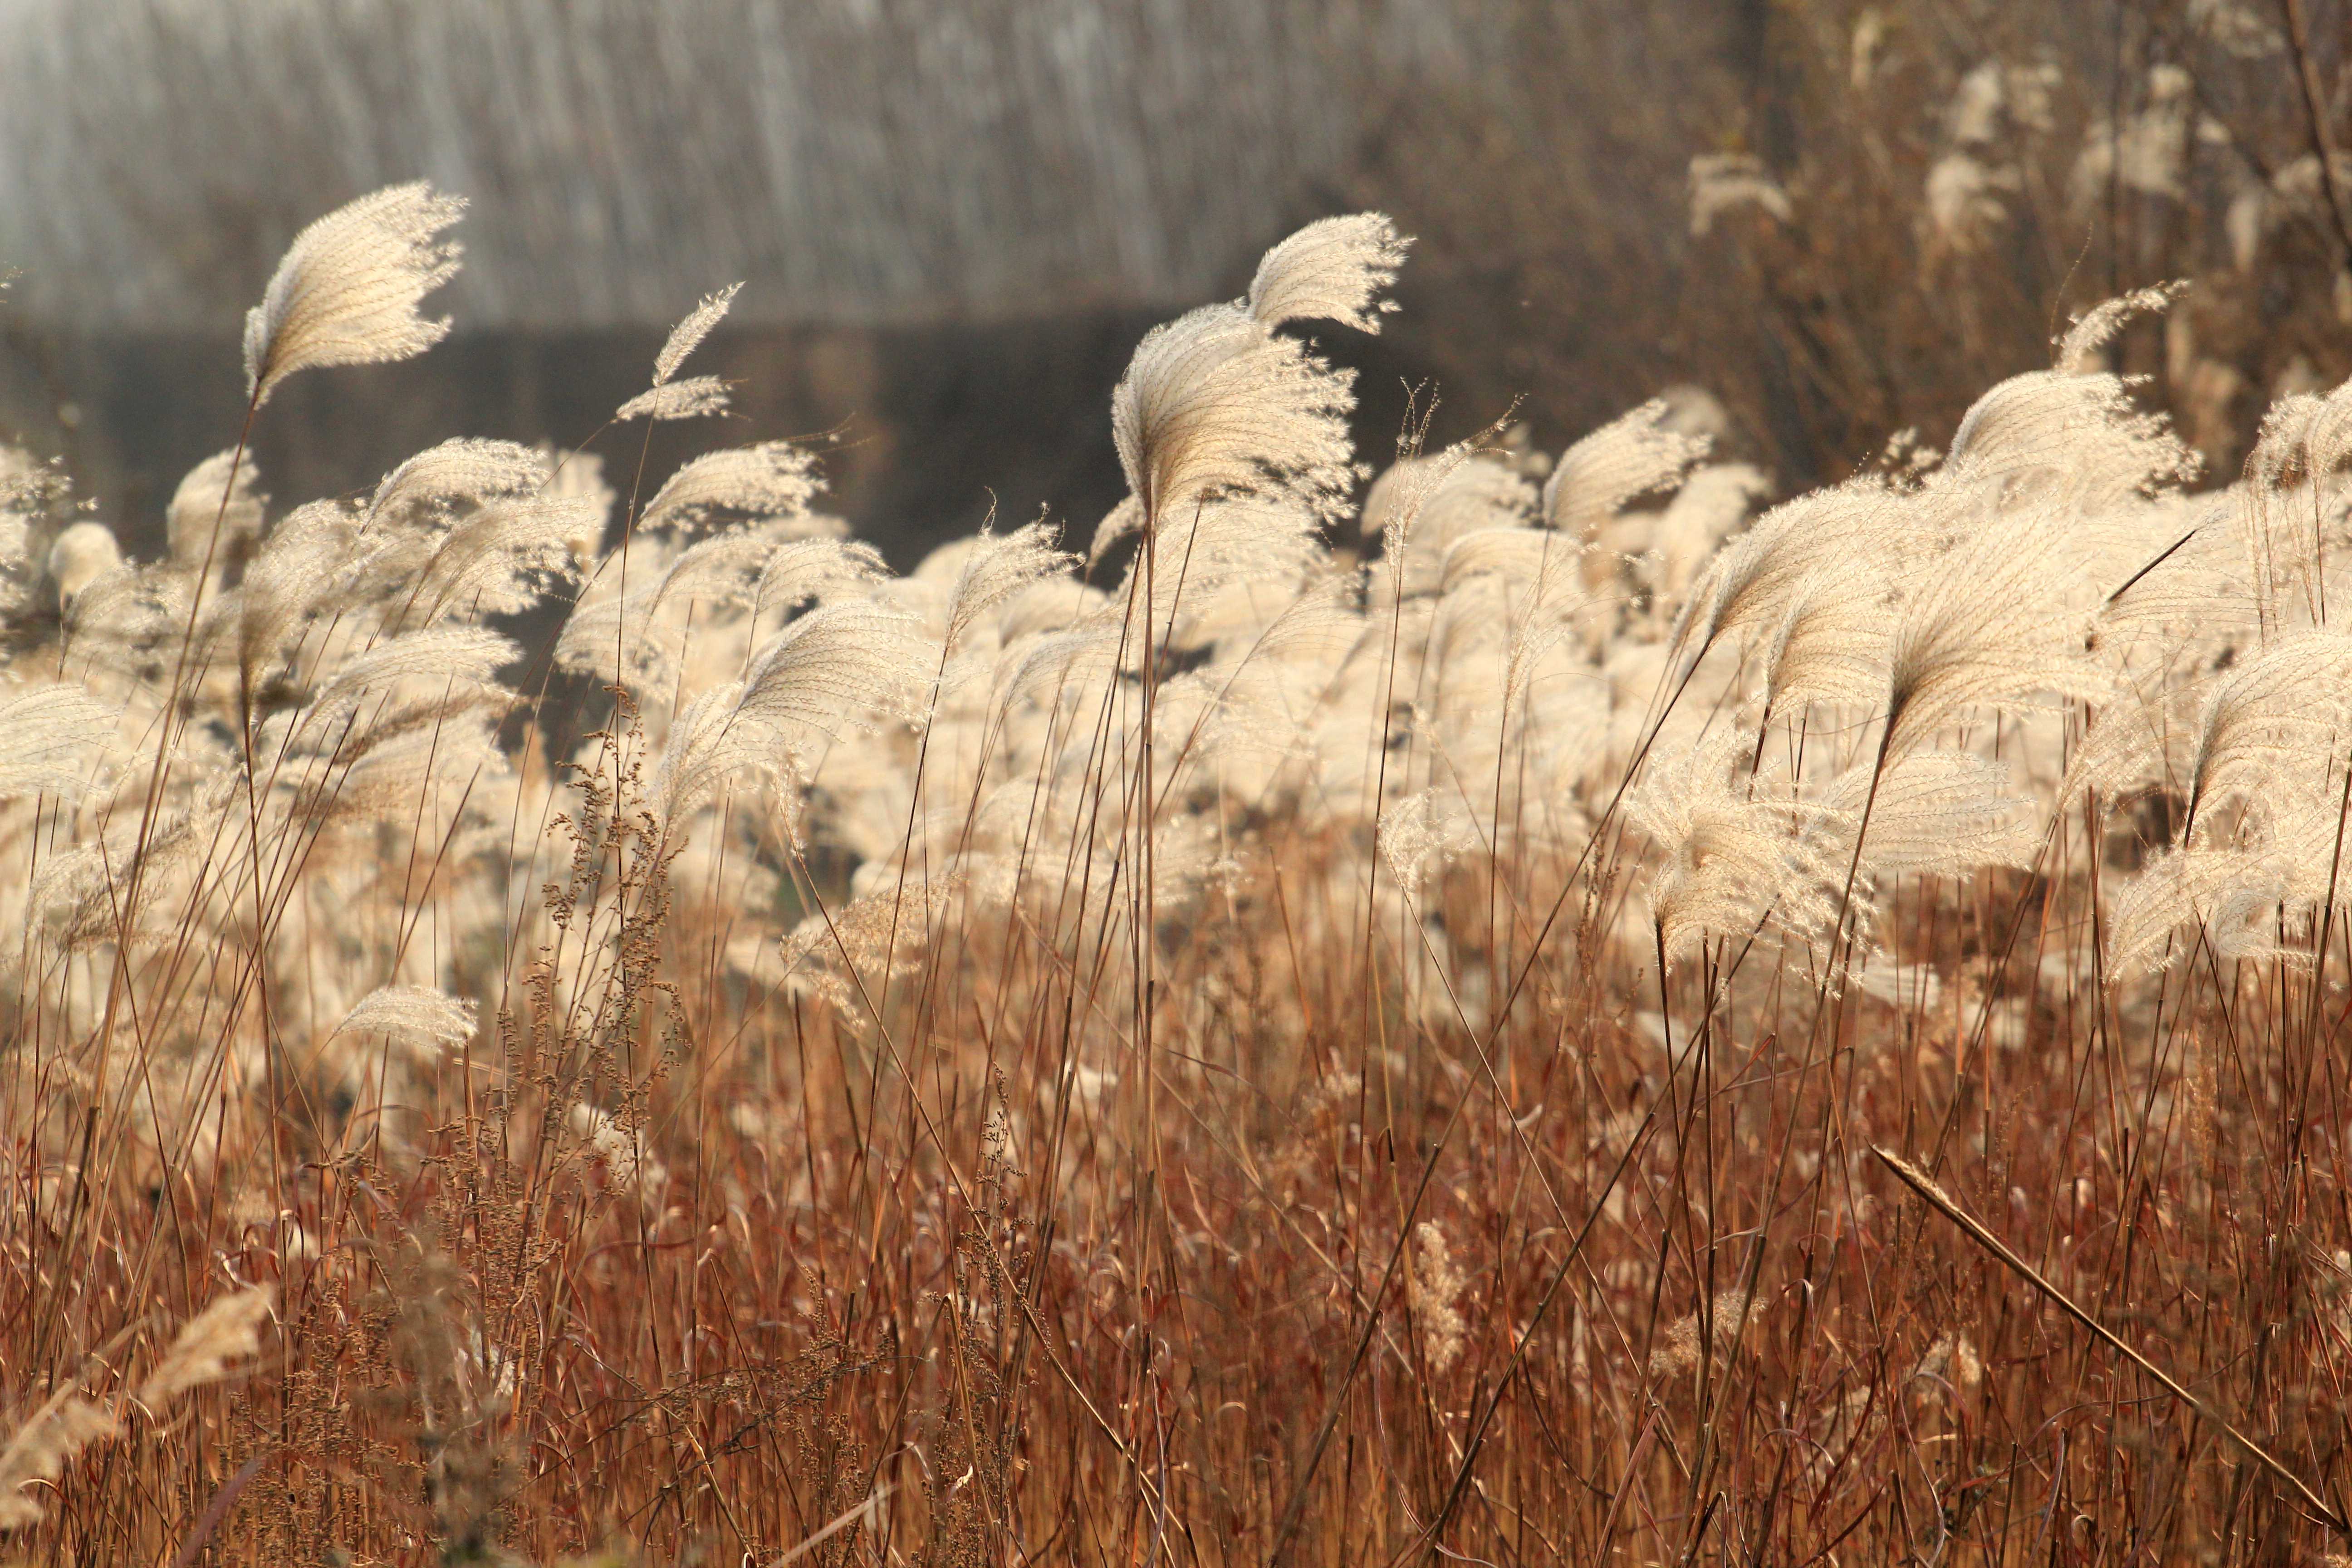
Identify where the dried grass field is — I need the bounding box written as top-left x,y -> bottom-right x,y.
9,184 -> 2352,1567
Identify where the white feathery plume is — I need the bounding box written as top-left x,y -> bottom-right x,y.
0,1392 -> 119,1530
308,627 -> 518,723
996,576 -> 1102,641
1426,566 -> 1508,666
778,873 -> 968,1007
1177,570 -> 1368,767
1166,547 -> 1332,657
233,502 -> 356,691
2107,844 -> 2285,976
2176,629 -> 2352,833
1111,300 -> 1359,529
2097,494 -> 2250,639
25,840 -> 111,958
1544,400 -> 1711,541
1673,478 -> 1903,666
1836,750 -> 2038,877
309,711 -> 505,828
2240,392 -> 2325,627
735,600 -> 934,740
616,377 -> 732,422
754,537 -> 888,620
1007,622 -> 1127,709
28,798 -> 207,956
2054,283 -> 2189,374
1165,512 -> 1332,639
45,521 -> 119,612
1111,216 -> 1401,534
550,585 -> 665,687
2065,687 -> 2187,810
1087,495 -> 1145,571
1948,372 -> 2197,514
1112,493 -> 1322,648
651,681 -> 779,826
1209,565 -> 1367,674
1364,451 -> 1534,544
2262,761 -> 2352,923
651,283 -> 742,387
404,493 -> 598,624
1436,526 -> 1587,610
1429,531 -> 1593,734
641,442 -> 825,534
136,1285 -> 274,1409
1629,725 -> 1846,961
1944,286 -> 2197,510
559,532 -> 887,690
1244,213 -> 1408,332
541,446 -> 616,561
1360,434 -> 1506,608
322,686 -> 515,767
366,438 -> 549,526
1755,562 -> 1900,717
1639,462 -> 1773,604
2299,371 -> 2352,475
2237,375 -> 2352,632
0,684 -> 113,801
936,521 -> 1075,652
331,985 -> 477,1061
1879,505 -> 2106,763
1367,454 -> 1538,600
242,182 -> 466,407
1378,785 -> 1477,891
647,526 -> 791,615
1420,574 -> 1564,737
166,451 -> 265,564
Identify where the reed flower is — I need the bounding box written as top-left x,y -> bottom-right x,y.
136,1286 -> 274,1410
617,282 -> 742,421
242,182 -> 465,407
0,1395 -> 118,1530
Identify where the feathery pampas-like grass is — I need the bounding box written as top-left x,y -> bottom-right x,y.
10,186 -> 2352,1565
241,183 -> 465,407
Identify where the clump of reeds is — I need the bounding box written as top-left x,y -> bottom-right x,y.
5,179 -> 2352,1567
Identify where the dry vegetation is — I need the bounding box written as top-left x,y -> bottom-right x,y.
13,29 -> 2352,1562
1357,0 -> 2352,487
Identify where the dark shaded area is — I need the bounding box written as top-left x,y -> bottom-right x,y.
0,309 -> 1439,568
1,320 -> 1127,566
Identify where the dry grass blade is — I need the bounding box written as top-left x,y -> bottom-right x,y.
774,1482 -> 890,1563
1872,1146 -> 2350,1539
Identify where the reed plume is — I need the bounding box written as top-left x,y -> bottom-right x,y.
241,182 -> 465,407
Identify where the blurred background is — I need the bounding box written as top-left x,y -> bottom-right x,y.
2,0 -> 2347,563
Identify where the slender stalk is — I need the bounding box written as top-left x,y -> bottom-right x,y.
44,385 -> 261,1368
1877,1144 -> 2351,1538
